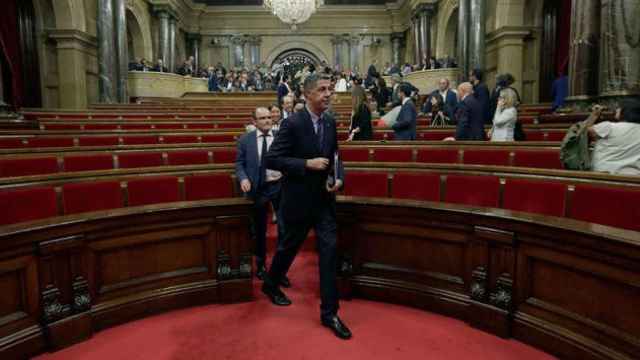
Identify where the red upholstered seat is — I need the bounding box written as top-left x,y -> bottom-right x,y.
463,149 -> 510,166
28,137 -> 75,148
64,154 -> 114,172
340,148 -> 370,162
445,175 -> 500,207
184,174 -> 233,200
569,184 -> 640,232
84,124 -> 119,130
188,123 -> 215,129
373,148 -> 413,162
118,152 -> 164,168
167,150 -> 210,165
337,132 -> 350,141
162,135 -> 199,144
217,123 -> 243,129
127,176 -> 180,206
502,178 -> 566,217
546,131 -> 566,141
344,172 -> 389,197
0,157 -> 59,177
43,124 -> 82,130
523,131 -> 545,141
0,138 -> 25,149
201,134 -> 236,143
213,149 -> 237,164
122,136 -> 159,145
0,187 -> 58,225
392,172 -> 440,201
513,150 -> 562,169
416,149 -> 459,164
120,124 -> 152,130
155,124 -> 184,130
421,132 -> 450,141
62,181 -> 123,214
519,116 -> 536,124
372,132 -> 387,141
78,136 -> 120,147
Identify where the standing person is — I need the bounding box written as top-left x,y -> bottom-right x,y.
551,70 -> 569,112
374,77 -> 391,116
489,88 -> 518,141
349,86 -> 373,141
235,107 -> 290,287
392,83 -> 417,140
281,95 -> 294,120
422,78 -> 458,120
277,76 -> 291,106
262,73 -> 351,340
269,105 -> 283,133
446,82 -> 486,141
469,68 -> 491,124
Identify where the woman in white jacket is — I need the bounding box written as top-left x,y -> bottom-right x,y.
490,88 -> 518,141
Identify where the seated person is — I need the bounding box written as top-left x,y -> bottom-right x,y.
152,59 -> 168,73
489,88 -> 518,141
422,78 -> 457,120
588,98 -> 640,175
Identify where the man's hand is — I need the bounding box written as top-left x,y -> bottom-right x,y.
443,136 -> 456,141
327,179 -> 343,193
592,104 -> 605,117
240,179 -> 251,193
306,157 -> 329,171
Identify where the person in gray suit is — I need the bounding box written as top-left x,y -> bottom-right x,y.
392,83 -> 418,140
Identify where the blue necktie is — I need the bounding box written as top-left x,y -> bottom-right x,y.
259,134 -> 268,187
316,116 -> 324,152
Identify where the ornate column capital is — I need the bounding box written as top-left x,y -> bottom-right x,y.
390,32 -> 405,42
152,5 -> 178,20
246,35 -> 262,46
186,33 -> 202,42
413,3 -> 437,18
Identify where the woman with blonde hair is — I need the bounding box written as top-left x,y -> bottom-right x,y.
489,88 -> 518,141
348,86 -> 373,141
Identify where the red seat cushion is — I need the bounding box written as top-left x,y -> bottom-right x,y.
28,137 -> 75,148
344,172 -> 389,197
127,176 -> 180,206
78,136 -> 119,147
463,149 -> 510,166
155,124 -> 184,130
43,124 -> 82,130
525,132 -> 546,141
340,148 -> 369,162
122,136 -> 159,145
184,174 -> 233,200
0,138 -> 25,148
84,124 -> 118,130
0,157 -> 59,177
421,132 -> 450,141
213,149 -> 237,164
392,172 -> 440,201
120,124 -> 152,130
167,150 -> 210,166
118,152 -> 164,168
513,150 -> 562,169
201,134 -> 236,143
445,175 -> 500,207
372,132 -> 388,141
64,154 -> 114,172
546,131 -> 566,141
373,148 -> 413,162
62,181 -> 123,214
569,184 -> 640,232
217,123 -> 243,129
416,149 -> 459,164
503,178 -> 566,217
162,135 -> 199,144
0,187 -> 58,225
188,123 -> 215,129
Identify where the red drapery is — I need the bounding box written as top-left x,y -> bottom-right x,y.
556,0 -> 572,74
0,0 -> 24,108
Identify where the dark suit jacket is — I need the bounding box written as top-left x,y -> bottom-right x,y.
473,82 -> 491,123
265,109 -> 344,223
455,96 -> 486,140
392,99 -> 417,140
351,104 -> 373,141
422,89 -> 458,120
277,83 -> 289,104
235,130 -> 278,199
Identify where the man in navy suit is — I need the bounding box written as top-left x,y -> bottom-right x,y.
392,83 -> 418,140
450,82 -> 486,140
277,75 -> 290,107
469,68 -> 491,124
422,78 -> 458,120
263,73 -> 351,340
235,107 -> 289,287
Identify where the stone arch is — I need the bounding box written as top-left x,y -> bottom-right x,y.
126,0 -> 153,62
264,40 -> 329,67
53,0 -> 85,30
435,0 -> 458,59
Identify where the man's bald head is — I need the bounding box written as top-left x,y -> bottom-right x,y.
457,82 -> 473,100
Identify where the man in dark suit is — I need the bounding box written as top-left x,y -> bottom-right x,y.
469,68 -> 491,124
422,78 -> 458,120
392,83 -> 418,140
263,73 -> 351,340
235,107 -> 290,287
277,76 -> 290,107
451,82 -> 486,141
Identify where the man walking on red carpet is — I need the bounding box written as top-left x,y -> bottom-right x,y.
262,73 -> 351,340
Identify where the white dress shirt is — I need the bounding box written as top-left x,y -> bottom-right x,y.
256,130 -> 282,182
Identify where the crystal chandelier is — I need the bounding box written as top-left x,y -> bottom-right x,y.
263,0 -> 322,30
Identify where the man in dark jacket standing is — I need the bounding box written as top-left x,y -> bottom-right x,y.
392,83 -> 417,140
451,82 -> 486,140
469,68 -> 491,124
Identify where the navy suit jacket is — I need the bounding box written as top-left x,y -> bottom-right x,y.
473,82 -> 491,123
455,96 -> 486,141
277,83 -> 289,104
265,109 -> 344,223
235,130 -> 278,200
422,90 -> 458,119
392,99 -> 417,140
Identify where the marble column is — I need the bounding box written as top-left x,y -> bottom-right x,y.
168,17 -> 177,72
418,4 -> 436,63
458,0 -> 470,79
599,0 -> 640,96
469,0 -> 486,71
349,36 -> 361,72
247,36 -> 261,67
157,11 -> 170,70
97,0 -> 116,103
567,0 -> 601,98
114,0 -> 128,103
391,33 -> 404,66
331,36 -> 342,69
231,36 -> 245,68
187,33 -> 202,72
412,16 -> 421,65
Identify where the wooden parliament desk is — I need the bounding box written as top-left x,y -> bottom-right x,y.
128,71 -> 208,99
383,68 -> 461,94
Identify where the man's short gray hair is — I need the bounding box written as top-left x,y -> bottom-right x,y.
303,73 -> 331,93
252,106 -> 270,120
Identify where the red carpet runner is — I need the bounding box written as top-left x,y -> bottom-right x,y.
36,247 -> 555,360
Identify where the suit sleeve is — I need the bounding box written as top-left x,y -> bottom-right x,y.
392,106 -> 411,131
455,105 -> 471,140
264,118 -> 307,177
234,137 -> 249,183
422,95 -> 433,113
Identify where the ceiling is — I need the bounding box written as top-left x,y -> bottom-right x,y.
192,0 -> 392,5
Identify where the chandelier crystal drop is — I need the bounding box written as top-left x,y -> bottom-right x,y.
263,0 -> 322,30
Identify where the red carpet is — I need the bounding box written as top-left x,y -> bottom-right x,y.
35,247 -> 555,360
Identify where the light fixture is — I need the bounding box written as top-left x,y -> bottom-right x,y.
263,0 -> 323,30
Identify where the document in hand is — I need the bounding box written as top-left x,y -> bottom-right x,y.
374,105 -> 401,128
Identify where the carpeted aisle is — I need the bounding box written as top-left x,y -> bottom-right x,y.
35,250 -> 555,360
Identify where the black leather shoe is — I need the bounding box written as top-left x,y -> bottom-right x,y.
261,283 -> 292,306
321,316 -> 352,340
256,264 -> 267,280
279,275 -> 291,288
